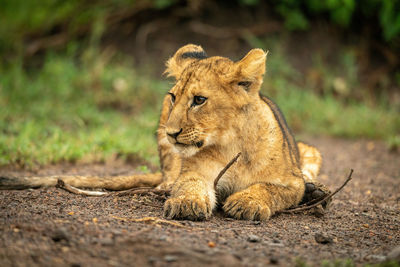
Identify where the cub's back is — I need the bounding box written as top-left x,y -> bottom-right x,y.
259,94 -> 300,168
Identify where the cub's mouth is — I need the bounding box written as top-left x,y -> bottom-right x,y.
165,128 -> 204,149
175,141 -> 204,148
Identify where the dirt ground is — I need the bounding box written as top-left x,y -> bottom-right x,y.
0,136 -> 399,267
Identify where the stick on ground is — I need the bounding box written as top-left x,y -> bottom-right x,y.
55,155 -> 352,217
111,216 -> 186,228
56,179 -> 108,196
278,169 -> 354,214
56,152 -> 241,200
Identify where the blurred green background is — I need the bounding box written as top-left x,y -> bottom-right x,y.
0,0 -> 399,168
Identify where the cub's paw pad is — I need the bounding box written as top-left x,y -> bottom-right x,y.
223,193 -> 271,221
301,182 -> 331,208
163,196 -> 211,221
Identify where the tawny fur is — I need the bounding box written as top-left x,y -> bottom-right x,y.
160,44 -> 323,220
0,44 -> 326,221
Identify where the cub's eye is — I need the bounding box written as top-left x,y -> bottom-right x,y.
238,81 -> 252,87
192,96 -> 207,106
168,92 -> 176,104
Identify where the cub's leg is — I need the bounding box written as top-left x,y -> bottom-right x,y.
156,137 -> 181,190
156,95 -> 182,190
298,141 -> 321,182
163,171 -> 215,220
297,142 -> 331,206
223,176 -> 304,221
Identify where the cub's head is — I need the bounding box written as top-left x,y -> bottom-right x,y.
163,44 -> 267,156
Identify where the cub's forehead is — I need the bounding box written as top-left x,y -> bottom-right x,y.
170,56 -> 234,95
192,56 -> 234,75
182,57 -> 233,82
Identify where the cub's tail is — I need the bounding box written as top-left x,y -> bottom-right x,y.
0,173 -> 163,190
297,141 -> 322,183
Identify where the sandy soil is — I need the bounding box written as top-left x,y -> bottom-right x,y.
0,136 -> 399,267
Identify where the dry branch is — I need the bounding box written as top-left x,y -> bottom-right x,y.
54,154 -> 351,218
111,216 -> 186,228
214,152 -> 241,190
56,179 -> 108,196
113,187 -> 170,197
278,169 -> 354,214
57,153 -> 241,198
56,182 -> 170,199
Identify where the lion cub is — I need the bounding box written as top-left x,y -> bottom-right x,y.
0,44 -> 328,221
158,44 -> 327,221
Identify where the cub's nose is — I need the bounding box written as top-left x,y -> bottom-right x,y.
166,128 -> 182,139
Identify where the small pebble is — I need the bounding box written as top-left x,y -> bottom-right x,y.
247,234 -> 261,243
315,233 -> 333,244
52,228 -> 69,242
111,230 -> 122,236
365,255 -> 386,262
147,256 -> 158,263
208,241 -> 216,248
219,238 -> 228,245
270,256 -> 279,264
164,255 -> 178,262
313,205 -> 325,218
159,235 -> 168,241
100,237 -> 114,246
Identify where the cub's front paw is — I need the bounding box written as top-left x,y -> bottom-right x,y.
223,192 -> 272,221
163,195 -> 211,221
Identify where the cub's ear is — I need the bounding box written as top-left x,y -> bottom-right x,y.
164,44 -> 207,79
234,49 -> 267,92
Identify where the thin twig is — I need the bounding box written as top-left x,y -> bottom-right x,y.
278,169 -> 354,214
56,153 -> 349,216
56,178 -> 170,198
56,152 -> 241,198
214,152 -> 242,190
111,215 -> 186,228
56,179 -> 108,196
113,187 -> 170,197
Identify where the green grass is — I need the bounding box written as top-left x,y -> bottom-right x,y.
259,37 -> 400,141
0,49 -> 166,167
264,82 -> 400,140
0,44 -> 399,168
0,0 -> 137,54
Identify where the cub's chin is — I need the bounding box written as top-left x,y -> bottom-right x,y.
174,141 -> 204,158
175,145 -> 199,158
